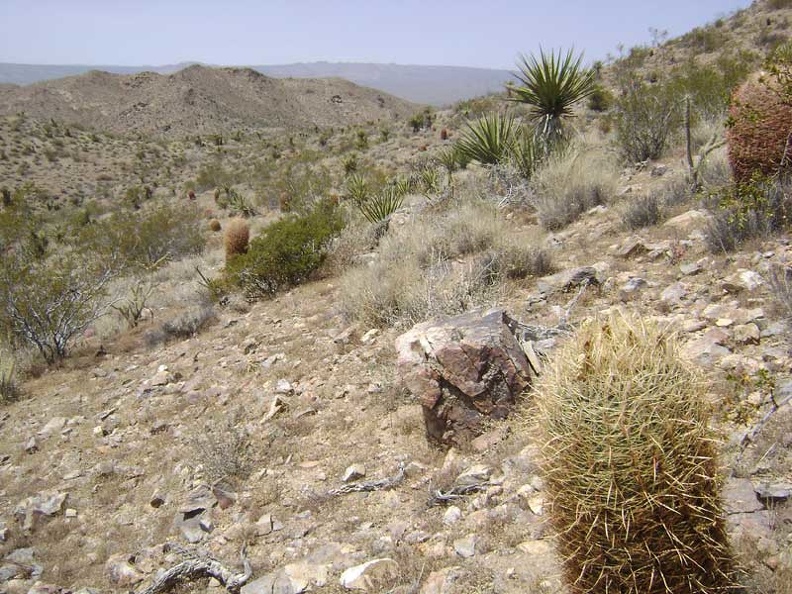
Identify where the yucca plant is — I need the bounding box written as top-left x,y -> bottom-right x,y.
454,112 -> 519,166
509,48 -> 596,145
536,314 -> 736,594
344,173 -> 370,204
508,130 -> 541,179
356,183 -> 406,225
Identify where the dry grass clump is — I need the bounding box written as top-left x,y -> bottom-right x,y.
339,201 -> 549,328
622,193 -> 663,230
535,314 -> 736,593
0,351 -> 20,403
224,217 -> 250,261
531,147 -> 618,230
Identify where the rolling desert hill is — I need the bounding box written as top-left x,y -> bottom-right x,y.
0,65 -> 417,138
0,61 -> 513,106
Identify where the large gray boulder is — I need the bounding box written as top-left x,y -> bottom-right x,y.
395,309 -> 532,447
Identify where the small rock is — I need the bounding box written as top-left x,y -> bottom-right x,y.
517,540 -> 553,555
256,513 -> 273,536
65,508 -> 77,518
24,436 -> 38,453
420,566 -> 465,594
616,237 -> 647,259
361,329 -> 379,344
342,464 -> 366,483
442,506 -> 462,526
754,482 -> 792,505
340,558 -> 399,591
38,417 -> 67,438
651,164 -> 668,177
733,323 -> 760,345
453,535 -> 477,558
679,262 -> 702,276
661,282 -> 688,305
455,465 -> 492,486
150,491 -> 166,508
105,553 -> 145,587
275,379 -> 293,395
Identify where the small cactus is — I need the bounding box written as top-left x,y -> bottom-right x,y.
224,218 -> 249,262
727,79 -> 792,183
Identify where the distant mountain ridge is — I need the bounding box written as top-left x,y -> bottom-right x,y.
0,61 -> 514,105
0,65 -> 417,138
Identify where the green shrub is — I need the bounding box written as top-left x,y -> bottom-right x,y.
587,84 -> 613,112
0,248 -> 117,364
81,202 -> 206,271
227,200 -> 344,298
535,314 -> 736,593
704,175 -> 792,252
615,81 -> 681,162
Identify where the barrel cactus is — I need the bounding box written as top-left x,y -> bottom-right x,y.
727,79 -> 792,183
536,314 -> 736,593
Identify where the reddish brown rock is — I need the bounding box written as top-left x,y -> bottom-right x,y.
395,309 -> 532,447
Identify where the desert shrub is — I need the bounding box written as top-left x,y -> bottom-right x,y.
704,175 -> 792,252
81,202 -> 206,271
193,415 -> 252,486
535,314 -> 736,593
339,200 -> 544,328
216,186 -> 257,217
0,353 -> 20,403
160,305 -> 217,341
726,81 -> 792,183
224,218 -> 250,262
769,0 -> 792,8
587,84 -> 613,112
768,263 -> 792,320
623,194 -> 663,229
615,80 -> 681,163
531,148 -> 617,230
227,200 -> 344,298
112,279 -> 154,328
0,246 -> 117,364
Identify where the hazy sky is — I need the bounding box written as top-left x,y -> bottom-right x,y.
0,0 -> 752,69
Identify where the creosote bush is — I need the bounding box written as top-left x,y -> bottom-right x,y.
226,199 -> 344,298
224,217 -> 250,262
535,314 -> 736,593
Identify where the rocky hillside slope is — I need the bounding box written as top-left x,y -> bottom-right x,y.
0,65 -> 417,138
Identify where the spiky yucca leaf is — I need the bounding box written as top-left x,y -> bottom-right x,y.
454,112 -> 519,166
356,183 -> 406,225
535,314 -> 736,594
509,48 -> 596,140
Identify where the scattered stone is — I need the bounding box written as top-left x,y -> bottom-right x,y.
65,508 -> 77,518
723,479 -> 765,514
733,323 -> 760,345
722,269 -> 764,293
455,464 -> 492,486
442,506 -> 462,526
453,535 -> 477,558
256,513 -> 273,536
13,491 -> 67,530
38,417 -> 66,438
470,426 -> 510,452
651,164 -> 669,177
754,482 -> 792,505
663,209 -> 711,231
395,309 -> 533,447
275,379 -> 293,395
517,540 -> 553,555
420,566 -> 465,594
679,262 -> 702,276
361,329 -> 379,344
660,282 -> 688,305
339,558 -> 399,591
342,464 -> 366,483
212,484 -> 237,510
616,237 -> 648,259
150,491 -> 166,508
24,436 -> 38,453
105,553 -> 145,587
150,365 -> 172,386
